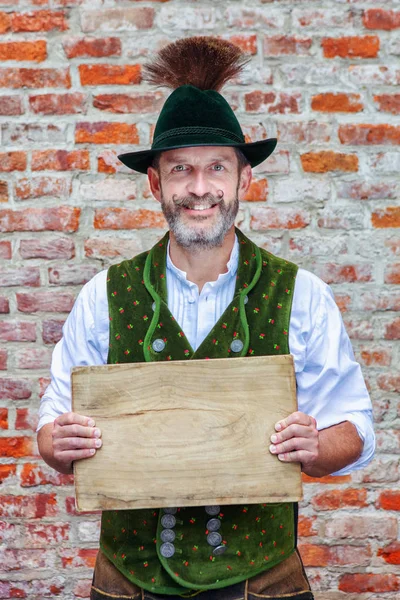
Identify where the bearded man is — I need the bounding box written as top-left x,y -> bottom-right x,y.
37,37 -> 374,600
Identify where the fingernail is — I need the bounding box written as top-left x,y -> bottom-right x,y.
88,419 -> 95,427
95,439 -> 102,448
93,428 -> 101,438
90,448 -> 95,455
278,454 -> 285,461
269,444 -> 277,454
271,434 -> 278,444
275,423 -> 282,431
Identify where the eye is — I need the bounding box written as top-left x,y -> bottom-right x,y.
172,165 -> 187,172
212,164 -> 225,171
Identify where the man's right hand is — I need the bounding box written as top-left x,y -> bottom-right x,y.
37,412 -> 102,474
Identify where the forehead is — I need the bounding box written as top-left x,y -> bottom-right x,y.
160,146 -> 237,165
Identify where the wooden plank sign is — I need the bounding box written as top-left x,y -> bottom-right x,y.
71,355 -> 302,512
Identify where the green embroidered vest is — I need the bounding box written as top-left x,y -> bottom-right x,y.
100,229 -> 298,595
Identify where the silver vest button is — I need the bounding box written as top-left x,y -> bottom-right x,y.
161,528 -> 176,543
230,339 -> 243,353
160,542 -> 175,558
163,507 -> 177,514
152,301 -> 156,311
161,514 -> 176,529
205,505 -> 220,516
207,532 -> 223,547
213,544 -> 227,556
152,338 -> 165,353
206,518 -> 221,532
244,296 -> 249,304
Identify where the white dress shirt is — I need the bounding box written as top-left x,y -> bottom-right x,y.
37,236 -> 375,475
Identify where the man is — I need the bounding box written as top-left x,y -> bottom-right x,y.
37,37 -> 374,600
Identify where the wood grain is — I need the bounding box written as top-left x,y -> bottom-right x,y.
72,355 -> 302,511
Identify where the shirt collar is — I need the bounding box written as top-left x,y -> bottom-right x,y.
166,234 -> 239,290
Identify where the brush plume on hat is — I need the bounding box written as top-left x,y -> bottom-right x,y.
118,36 -> 277,174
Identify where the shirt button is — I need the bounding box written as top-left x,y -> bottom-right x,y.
230,339 -> 243,353
160,542 -> 175,558
152,338 -> 165,353
188,296 -> 195,304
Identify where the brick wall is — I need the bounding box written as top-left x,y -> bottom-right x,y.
0,0 -> 399,598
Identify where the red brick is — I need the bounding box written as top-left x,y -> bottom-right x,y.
277,121 -> 331,143
39,377 -> 51,398
25,522 -> 70,546
334,294 -> 351,313
0,268 -> 40,287
60,548 -> 98,568
79,64 -> 141,86
301,151 -> 358,173
11,10 -> 68,32
299,543 -> 371,567
0,321 -> 36,342
29,92 -> 87,115
359,292 -> 400,312
17,291 -> 74,313
0,207 -> 80,233
15,408 -> 38,431
339,573 -> 400,593
372,207 -> 400,228
379,491 -> 400,511
378,375 -> 400,393
0,464 -> 15,483
245,91 -> 300,114
343,318 -> 374,340
94,208 -> 166,230
74,580 -> 92,599
385,317 -> 400,340
336,180 -> 397,200
93,92 -> 164,114
0,241 -> 11,259
0,181 -> 8,202
0,95 -> 23,116
0,493 -> 57,518
19,238 -> 75,260
0,152 -> 26,172
20,463 -> 73,487
75,122 -> 139,144
0,407 -> 7,428
298,516 -> 317,537
243,178 -> 268,202
378,542 -> 400,565
385,264 -> 400,284
0,378 -> 32,400
48,265 -> 99,286
84,237 -> 142,259
80,6 -> 154,32
0,68 -> 71,89
373,94 -> 400,114
15,177 -> 71,200
363,9 -> 400,31
42,319 -> 65,344
325,515 -> 397,540
32,149 -> 89,171
1,548 -> 56,571
311,488 -> 368,511
263,35 -> 312,56
0,12 -> 11,32
0,437 -> 34,457
226,34 -> 257,56
0,297 -> 10,314
314,263 -> 372,284
15,347 -> 52,369
0,40 -> 47,62
63,37 -> 121,58
376,430 -> 400,454
250,207 -> 310,230
322,35 -> 380,59
339,124 -> 400,145
359,347 -> 392,367
311,93 -> 363,113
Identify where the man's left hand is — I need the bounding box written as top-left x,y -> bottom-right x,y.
269,411 -> 319,473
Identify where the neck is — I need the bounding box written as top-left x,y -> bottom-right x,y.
169,227 -> 236,292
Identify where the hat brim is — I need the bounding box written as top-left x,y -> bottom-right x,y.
117,138 -> 277,174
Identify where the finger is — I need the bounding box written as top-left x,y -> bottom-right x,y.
54,423 -> 101,440
276,449 -> 316,465
55,447 -> 98,463
54,436 -> 102,452
270,436 -> 316,456
275,412 -> 316,432
271,423 -> 317,445
55,412 -> 96,428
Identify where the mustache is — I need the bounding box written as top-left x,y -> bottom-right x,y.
172,191 -> 224,208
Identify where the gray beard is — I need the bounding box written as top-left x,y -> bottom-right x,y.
160,193 -> 239,251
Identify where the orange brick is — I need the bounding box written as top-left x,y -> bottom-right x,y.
298,516 -> 317,537
15,177 -> 71,200
20,463 -> 73,487
251,207 -> 310,230
372,207 -> 400,228
301,151 -> 358,173
300,543 -> 371,567
11,10 -> 68,32
32,149 -> 89,171
360,348 -> 392,367
94,208 -> 166,230
311,488 -> 368,510
339,573 -> 400,593
61,548 -> 98,569
63,37 -> 121,59
385,264 -> 400,284
264,35 -> 312,56
0,67 -> 71,89
322,35 -> 380,59
75,122 -> 139,144
0,40 -> 46,62
379,491 -> 400,511
378,543 -> 400,565
373,94 -> 400,114
0,152 -> 26,172
29,92 -> 87,115
0,407 -> 8,429
245,91 -> 300,114
0,180 -> 8,202
0,96 -> 23,116
227,34 -> 257,55
0,12 -> 11,33
0,436 -> 34,457
302,473 -> 351,484
385,317 -> 400,340
339,124 -> 400,145
0,207 -> 80,233
93,92 -> 164,114
0,464 -> 15,482
79,64 -> 141,86
363,9 -> 400,31
243,178 -> 268,202
311,93 -> 363,113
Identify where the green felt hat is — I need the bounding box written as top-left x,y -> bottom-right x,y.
118,84 -> 277,174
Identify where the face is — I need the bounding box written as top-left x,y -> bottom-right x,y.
148,146 -> 251,250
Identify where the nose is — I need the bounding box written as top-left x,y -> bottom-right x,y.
186,170 -> 212,198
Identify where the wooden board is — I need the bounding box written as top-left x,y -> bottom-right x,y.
72,355 -> 302,512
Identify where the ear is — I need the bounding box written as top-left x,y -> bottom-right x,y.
147,166 -> 162,203
238,164 -> 252,200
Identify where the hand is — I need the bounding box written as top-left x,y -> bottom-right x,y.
52,412 -> 102,474
269,411 -> 319,473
